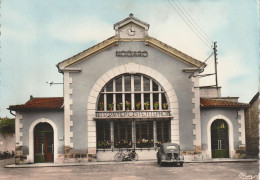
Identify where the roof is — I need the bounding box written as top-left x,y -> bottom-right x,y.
57,36 -> 119,71
57,35 -> 206,71
200,98 -> 250,108
249,92 -> 259,105
57,13 -> 205,71
9,96 -> 250,111
114,13 -> 149,30
8,97 -> 64,111
145,36 -> 205,68
206,97 -> 239,103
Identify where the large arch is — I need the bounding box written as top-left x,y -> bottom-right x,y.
207,115 -> 234,159
86,62 -> 179,152
28,118 -> 58,163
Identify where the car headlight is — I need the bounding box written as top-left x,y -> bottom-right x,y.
161,154 -> 166,160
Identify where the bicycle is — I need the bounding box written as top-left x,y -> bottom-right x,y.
114,150 -> 138,162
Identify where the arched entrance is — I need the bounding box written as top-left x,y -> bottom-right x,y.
95,73 -> 171,149
211,119 -> 229,158
34,122 -> 54,163
87,63 -> 180,153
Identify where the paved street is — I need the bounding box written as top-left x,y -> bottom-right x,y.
0,159 -> 259,180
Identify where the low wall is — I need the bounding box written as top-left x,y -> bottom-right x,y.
0,134 -> 15,152
97,149 -> 157,161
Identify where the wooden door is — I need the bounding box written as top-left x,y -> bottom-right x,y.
45,132 -> 54,162
34,123 -> 54,163
211,119 -> 229,158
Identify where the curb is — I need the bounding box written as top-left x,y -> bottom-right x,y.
5,159 -> 258,168
185,159 -> 258,163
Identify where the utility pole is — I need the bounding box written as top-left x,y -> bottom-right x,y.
213,42 -> 218,87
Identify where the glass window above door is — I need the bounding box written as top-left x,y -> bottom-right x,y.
97,74 -> 169,111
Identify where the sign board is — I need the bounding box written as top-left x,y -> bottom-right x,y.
116,51 -> 148,57
95,110 -> 172,119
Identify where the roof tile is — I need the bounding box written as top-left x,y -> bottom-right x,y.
10,97 -> 249,111
9,97 -> 64,111
200,98 -> 249,108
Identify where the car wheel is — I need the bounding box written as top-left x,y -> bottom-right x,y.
179,162 -> 183,167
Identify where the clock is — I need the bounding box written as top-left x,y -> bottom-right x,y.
127,26 -> 136,36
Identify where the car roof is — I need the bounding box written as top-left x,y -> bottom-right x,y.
161,143 -> 179,148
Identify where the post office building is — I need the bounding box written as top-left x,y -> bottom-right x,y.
9,14 -> 249,164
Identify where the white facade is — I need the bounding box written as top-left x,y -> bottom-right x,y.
9,14 -> 249,164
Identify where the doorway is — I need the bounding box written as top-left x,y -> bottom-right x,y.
211,119 -> 229,158
34,123 -> 54,163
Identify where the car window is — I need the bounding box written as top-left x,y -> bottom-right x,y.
166,146 -> 177,150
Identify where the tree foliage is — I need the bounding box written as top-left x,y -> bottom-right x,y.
0,118 -> 15,137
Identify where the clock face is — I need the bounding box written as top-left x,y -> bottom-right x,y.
127,26 -> 136,36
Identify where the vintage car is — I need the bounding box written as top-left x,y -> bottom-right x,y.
156,143 -> 184,166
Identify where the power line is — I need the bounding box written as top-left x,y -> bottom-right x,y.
168,0 -> 212,49
167,0 -> 218,86
172,0 -> 212,45
206,56 -> 215,66
203,52 -> 214,64
188,52 -> 214,78
175,0 -> 214,44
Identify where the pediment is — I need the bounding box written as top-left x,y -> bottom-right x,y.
57,14 -> 206,71
57,35 -> 205,71
114,13 -> 149,39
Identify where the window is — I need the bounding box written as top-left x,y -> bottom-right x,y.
97,74 -> 168,111
134,75 -> 141,91
114,121 -> 132,148
96,74 -> 172,150
124,75 -> 131,92
96,121 -> 111,149
156,121 -> 170,146
136,121 -> 153,148
97,120 -> 171,149
116,77 -> 122,92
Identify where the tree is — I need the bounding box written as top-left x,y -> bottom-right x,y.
0,117 -> 15,137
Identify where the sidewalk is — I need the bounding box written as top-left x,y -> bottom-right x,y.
5,158 -> 258,168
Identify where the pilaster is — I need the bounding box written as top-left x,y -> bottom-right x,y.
238,109 -> 246,146
191,73 -> 201,148
15,112 -> 23,146
64,72 -> 73,148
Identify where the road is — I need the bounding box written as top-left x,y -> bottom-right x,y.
0,159 -> 259,180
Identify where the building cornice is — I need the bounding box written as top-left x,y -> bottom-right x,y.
144,36 -> 205,68
183,68 -> 203,73
114,13 -> 149,32
56,35 -> 205,71
59,67 -> 82,72
57,36 -> 120,70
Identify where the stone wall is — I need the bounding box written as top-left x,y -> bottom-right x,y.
245,92 -> 259,157
0,134 -> 15,152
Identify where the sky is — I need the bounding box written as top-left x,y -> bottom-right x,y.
0,0 -> 259,117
